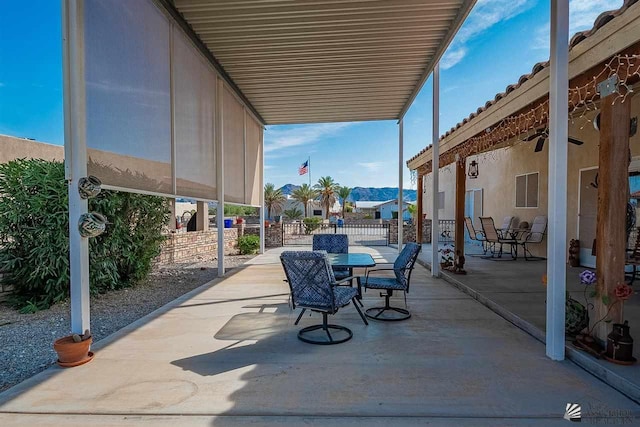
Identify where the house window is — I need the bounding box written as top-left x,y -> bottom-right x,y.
515,172 -> 538,208
438,192 -> 445,209
313,209 -> 322,216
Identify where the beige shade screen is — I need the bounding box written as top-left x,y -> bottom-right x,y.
85,0 -> 172,194
223,87 -> 246,204
245,115 -> 262,206
173,28 -> 217,200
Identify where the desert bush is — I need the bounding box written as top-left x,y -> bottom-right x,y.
237,235 -> 260,254
303,217 -> 322,234
0,159 -> 169,309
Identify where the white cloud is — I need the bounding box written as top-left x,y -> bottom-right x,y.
357,162 -> 387,172
532,0 -> 624,50
441,0 -> 532,69
264,122 -> 354,153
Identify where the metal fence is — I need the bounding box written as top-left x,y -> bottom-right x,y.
282,222 -> 389,246
423,219 -> 456,243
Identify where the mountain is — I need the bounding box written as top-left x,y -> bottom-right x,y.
279,184 -> 416,202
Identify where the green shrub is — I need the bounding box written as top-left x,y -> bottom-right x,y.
0,159 -> 169,309
238,235 -> 260,254
303,217 -> 322,234
283,208 -> 303,220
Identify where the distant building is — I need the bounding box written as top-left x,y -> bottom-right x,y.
354,200 -> 413,220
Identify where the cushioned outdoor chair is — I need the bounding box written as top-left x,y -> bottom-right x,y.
280,251 -> 367,344
479,217 -> 518,259
464,216 -> 487,254
312,234 -> 350,280
357,242 -> 421,321
517,215 -> 547,261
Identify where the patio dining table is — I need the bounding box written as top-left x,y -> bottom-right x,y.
327,253 -> 376,300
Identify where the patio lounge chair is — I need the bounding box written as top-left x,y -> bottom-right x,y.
479,217 -> 518,259
497,216 -> 515,238
357,242 -> 421,321
280,251 -> 367,344
517,215 -> 547,261
313,234 -> 350,280
464,216 -> 487,254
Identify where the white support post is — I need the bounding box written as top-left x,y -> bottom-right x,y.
63,0 -> 90,334
546,0 -> 569,361
431,64 -> 440,277
398,119 -> 404,252
259,128 -> 265,254
216,77 -> 225,277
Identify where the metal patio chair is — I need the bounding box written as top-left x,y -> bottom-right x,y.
357,242 -> 421,321
479,217 -> 518,259
517,215 -> 547,261
464,216 -> 488,254
312,234 -> 350,281
496,216 -> 515,239
280,251 -> 367,345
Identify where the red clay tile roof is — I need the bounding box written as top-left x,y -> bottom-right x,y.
407,0 -> 639,166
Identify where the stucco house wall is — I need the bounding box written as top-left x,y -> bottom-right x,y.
420,94 -> 640,259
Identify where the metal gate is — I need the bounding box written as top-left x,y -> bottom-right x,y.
282,222 -> 389,246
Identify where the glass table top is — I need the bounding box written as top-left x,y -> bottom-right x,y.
327,253 -> 376,268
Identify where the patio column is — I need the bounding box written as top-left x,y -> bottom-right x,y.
454,157 -> 466,256
431,64 -> 440,277
196,201 -> 209,231
546,0 -> 569,361
259,128 -> 265,254
594,91 -> 632,341
417,172 -> 423,243
398,119 -> 404,251
216,76 -> 225,277
63,0 -> 90,334
168,199 -> 176,231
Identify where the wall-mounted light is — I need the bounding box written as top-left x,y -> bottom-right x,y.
468,160 -> 479,179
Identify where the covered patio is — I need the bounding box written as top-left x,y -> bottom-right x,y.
1,248 -> 639,425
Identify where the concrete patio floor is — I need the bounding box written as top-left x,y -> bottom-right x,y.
1,246 -> 639,426
418,242 -> 640,402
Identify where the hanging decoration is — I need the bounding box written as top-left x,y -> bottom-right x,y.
467,160 -> 479,179
415,54 -> 640,175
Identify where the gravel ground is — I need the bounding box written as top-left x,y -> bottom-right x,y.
0,254 -> 254,392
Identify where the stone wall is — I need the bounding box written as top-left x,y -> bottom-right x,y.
389,219 -> 432,244
158,229 -> 238,263
265,223 -> 283,247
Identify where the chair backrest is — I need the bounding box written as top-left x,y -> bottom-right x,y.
500,216 -> 514,230
280,251 -> 337,311
393,242 -> 422,291
526,216 -> 547,243
464,217 -> 477,241
312,234 -> 349,254
479,217 -> 500,242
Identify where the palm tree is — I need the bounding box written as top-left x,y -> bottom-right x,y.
264,183 -> 286,220
337,186 -> 352,219
291,184 -> 318,217
283,207 -> 303,220
314,176 -> 339,219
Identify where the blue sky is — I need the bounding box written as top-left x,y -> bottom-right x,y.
0,0 -> 621,189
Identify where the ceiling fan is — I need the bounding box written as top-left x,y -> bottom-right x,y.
523,128 -> 584,152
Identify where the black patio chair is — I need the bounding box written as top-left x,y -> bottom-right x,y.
280,251 -> 368,345
357,242 -> 421,321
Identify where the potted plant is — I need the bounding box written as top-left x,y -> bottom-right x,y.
53,329 -> 94,367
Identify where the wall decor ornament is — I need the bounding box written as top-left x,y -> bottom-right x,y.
78,212 -> 108,238
78,175 -> 102,199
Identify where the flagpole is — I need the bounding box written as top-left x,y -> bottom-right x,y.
308,156 -> 311,186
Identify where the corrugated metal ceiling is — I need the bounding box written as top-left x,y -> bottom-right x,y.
173,0 -> 475,124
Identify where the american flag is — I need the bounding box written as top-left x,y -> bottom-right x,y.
298,160 -> 308,175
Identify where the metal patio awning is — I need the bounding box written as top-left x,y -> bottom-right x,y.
171,0 -> 475,124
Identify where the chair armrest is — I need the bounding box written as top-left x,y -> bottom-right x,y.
332,276 -> 355,286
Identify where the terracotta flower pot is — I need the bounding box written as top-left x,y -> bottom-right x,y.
53,336 -> 93,367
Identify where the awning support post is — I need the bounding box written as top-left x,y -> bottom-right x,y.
398,119 -> 404,252
431,64 -> 440,277
63,0 -> 91,334
546,0 -> 569,361
216,77 -> 225,277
